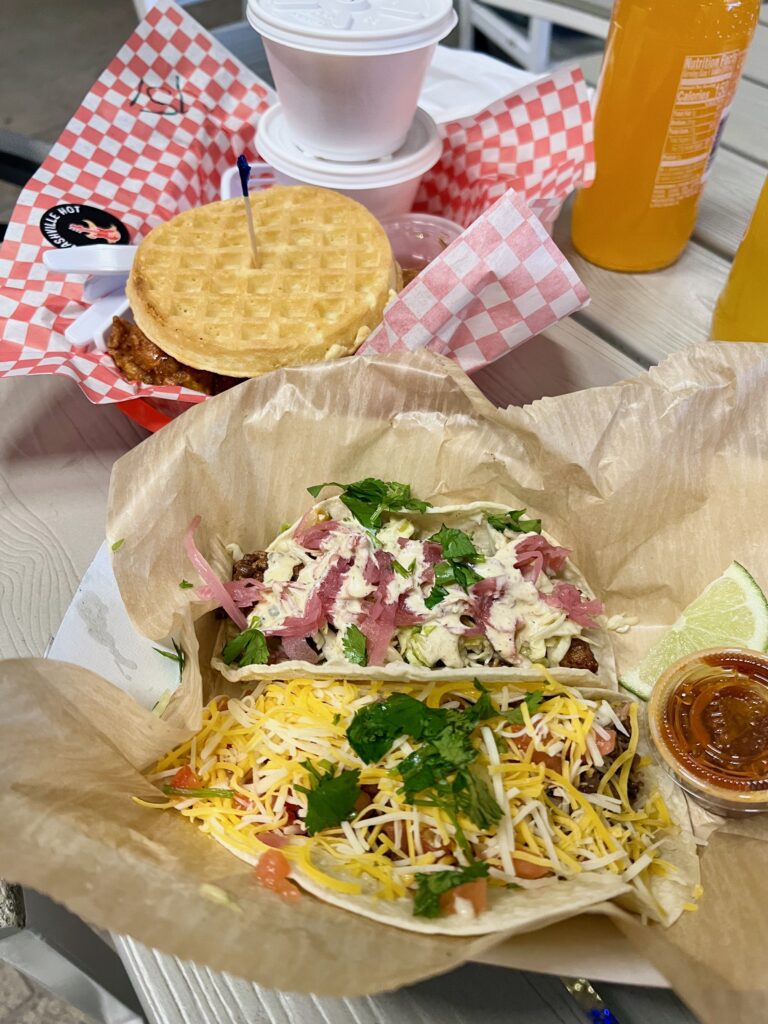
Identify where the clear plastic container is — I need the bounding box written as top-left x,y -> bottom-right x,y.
648,647 -> 768,815
379,212 -> 463,284
246,0 -> 456,162
256,105 -> 443,220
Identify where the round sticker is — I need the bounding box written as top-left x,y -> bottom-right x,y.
40,203 -> 131,248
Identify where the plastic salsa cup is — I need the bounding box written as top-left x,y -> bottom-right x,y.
247,0 -> 456,162
648,647 -> 768,815
378,212 -> 464,284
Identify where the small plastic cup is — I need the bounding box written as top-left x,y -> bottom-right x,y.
648,647 -> 768,815
256,104 -> 443,220
247,0 -> 457,162
379,212 -> 463,284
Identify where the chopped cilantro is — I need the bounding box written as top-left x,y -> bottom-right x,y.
295,761 -> 361,835
332,713 -> 341,726
487,509 -> 542,534
220,626 -> 269,668
429,525 -> 479,561
153,639 -> 186,681
179,579 -> 194,589
452,768 -> 503,830
504,690 -> 545,725
347,692 -> 435,763
342,624 -> 368,666
413,862 -> 490,918
307,478 -> 428,529
452,562 -> 483,590
430,527 -> 483,593
111,538 -> 125,552
425,585 -> 448,609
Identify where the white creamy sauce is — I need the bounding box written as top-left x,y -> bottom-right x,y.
238,507 -> 591,668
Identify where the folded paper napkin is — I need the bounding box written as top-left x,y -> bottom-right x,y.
0,0 -> 593,409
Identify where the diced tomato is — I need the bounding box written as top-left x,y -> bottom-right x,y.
439,878 -> 488,917
170,765 -> 202,789
595,729 -> 617,757
517,735 -> 562,771
512,858 -> 552,879
255,850 -> 300,901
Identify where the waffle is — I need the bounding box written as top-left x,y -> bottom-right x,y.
126,186 -> 398,378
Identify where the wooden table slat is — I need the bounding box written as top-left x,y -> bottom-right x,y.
695,147 -> 764,259
553,211 -> 730,366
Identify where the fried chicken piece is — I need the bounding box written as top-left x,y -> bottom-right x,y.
107,316 -> 232,394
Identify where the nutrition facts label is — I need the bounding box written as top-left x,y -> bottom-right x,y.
651,49 -> 745,208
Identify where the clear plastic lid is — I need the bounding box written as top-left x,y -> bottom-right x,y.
256,105 -> 443,188
247,0 -> 457,55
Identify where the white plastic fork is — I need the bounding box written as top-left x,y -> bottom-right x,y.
43,245 -> 138,276
64,293 -> 130,350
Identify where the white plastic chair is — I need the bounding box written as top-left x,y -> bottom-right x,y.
456,0 -> 612,72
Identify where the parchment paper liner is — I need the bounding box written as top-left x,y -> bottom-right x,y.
2,343 -> 768,1020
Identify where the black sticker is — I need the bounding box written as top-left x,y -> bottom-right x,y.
40,203 -> 131,249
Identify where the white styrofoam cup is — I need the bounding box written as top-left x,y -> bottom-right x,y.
247,0 -> 456,162
255,104 -> 443,220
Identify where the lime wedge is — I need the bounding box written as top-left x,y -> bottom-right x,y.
620,561 -> 768,699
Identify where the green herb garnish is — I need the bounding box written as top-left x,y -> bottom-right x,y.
296,761 -> 362,835
153,639 -> 186,681
429,526 -> 483,592
162,785 -> 234,799
111,538 -> 125,552
487,509 -> 542,534
221,626 -> 269,667
413,862 -> 490,918
307,478 -> 428,529
343,624 -> 368,666
429,525 -> 479,561
504,690 -> 545,725
392,558 -> 415,578
424,584 -> 448,609
179,579 -> 194,589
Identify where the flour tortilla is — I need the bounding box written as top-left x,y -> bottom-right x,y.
207,686 -> 698,936
212,500 -> 618,688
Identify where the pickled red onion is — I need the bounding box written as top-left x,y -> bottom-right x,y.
184,516 -> 247,630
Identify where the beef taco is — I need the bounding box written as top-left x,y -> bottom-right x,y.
188,479 -> 617,685
145,671 -> 699,935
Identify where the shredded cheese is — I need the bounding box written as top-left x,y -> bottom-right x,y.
145,672 -> 687,918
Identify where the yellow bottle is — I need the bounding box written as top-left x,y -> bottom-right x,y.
711,175 -> 768,342
572,0 -> 760,272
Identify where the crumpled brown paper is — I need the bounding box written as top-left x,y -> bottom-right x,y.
3,343 -> 768,1019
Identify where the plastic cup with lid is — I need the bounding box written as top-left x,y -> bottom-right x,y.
256,104 -> 443,220
247,0 -> 457,162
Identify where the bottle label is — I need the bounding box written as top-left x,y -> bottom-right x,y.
651,50 -> 746,208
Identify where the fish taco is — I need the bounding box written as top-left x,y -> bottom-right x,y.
186,479 -> 617,685
145,672 -> 699,935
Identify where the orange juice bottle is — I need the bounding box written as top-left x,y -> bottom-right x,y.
711,174 -> 768,342
571,0 -> 760,272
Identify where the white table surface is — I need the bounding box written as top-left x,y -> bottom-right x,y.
5,21 -> 768,1024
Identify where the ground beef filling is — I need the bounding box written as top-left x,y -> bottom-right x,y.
579,707 -> 641,802
560,637 -> 599,673
107,317 -> 235,394
232,551 -> 269,582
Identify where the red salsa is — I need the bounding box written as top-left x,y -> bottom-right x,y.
660,650 -> 768,792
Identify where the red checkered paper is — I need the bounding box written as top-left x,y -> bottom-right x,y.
417,66 -> 594,233
360,189 -> 587,371
0,0 -> 592,413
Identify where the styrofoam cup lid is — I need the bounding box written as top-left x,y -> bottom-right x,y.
256,105 -> 443,188
247,0 -> 456,54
